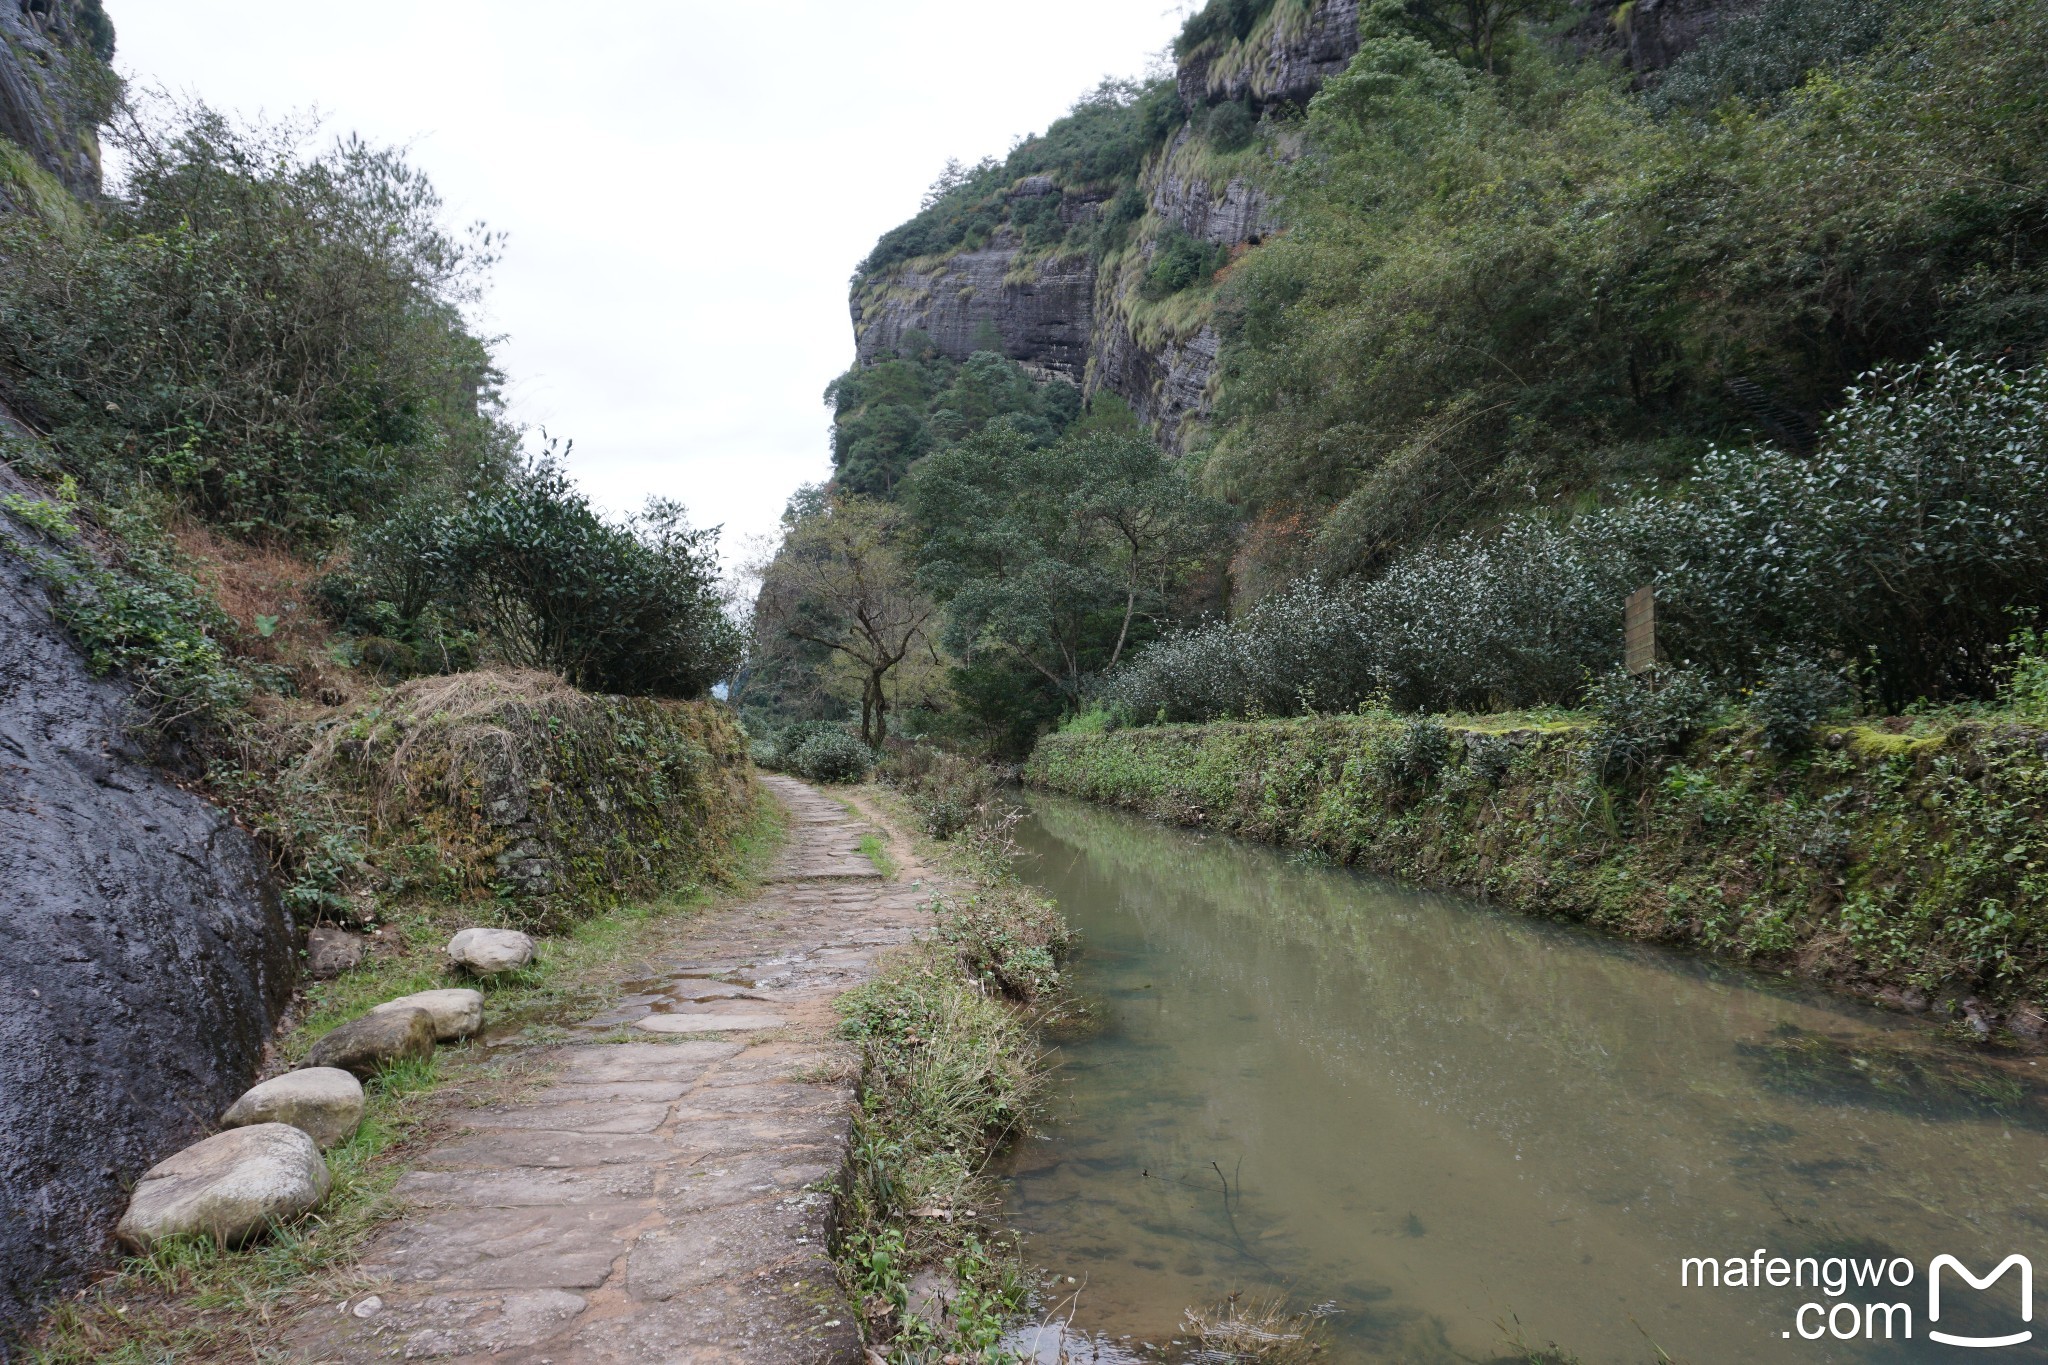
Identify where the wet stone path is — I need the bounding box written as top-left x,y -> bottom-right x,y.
291,776 -> 929,1364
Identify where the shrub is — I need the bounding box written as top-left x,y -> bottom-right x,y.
1205,99 -> 1257,151
1583,667 -> 1722,786
1109,347 -> 2048,723
1141,226 -> 1229,300
0,101 -> 506,546
1385,714 -> 1453,784
2000,629 -> 2048,722
786,727 -> 874,784
883,746 -> 1006,840
1748,652 -> 1853,753
438,458 -> 740,698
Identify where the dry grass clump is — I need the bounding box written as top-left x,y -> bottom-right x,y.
1179,1296 -> 1330,1363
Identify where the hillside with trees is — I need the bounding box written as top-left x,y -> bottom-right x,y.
751,0 -> 2048,759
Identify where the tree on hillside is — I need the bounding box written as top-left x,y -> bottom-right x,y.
754,496 -> 936,747
907,421 -> 1222,707
1394,0 -> 1565,72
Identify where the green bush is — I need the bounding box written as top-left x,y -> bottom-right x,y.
435,458 -> 740,698
1108,348 -> 2048,720
786,727 -> 874,784
0,101 -> 507,547
1748,652 -> 1853,753
1204,99 -> 1257,151
1584,667 -> 1721,786
1141,226 -> 1229,299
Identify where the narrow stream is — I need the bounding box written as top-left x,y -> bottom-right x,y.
1000,797 -> 2048,1364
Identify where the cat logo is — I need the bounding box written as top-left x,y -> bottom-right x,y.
1929,1254 -> 2033,1348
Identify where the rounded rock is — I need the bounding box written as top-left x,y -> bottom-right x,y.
305,1006 -> 436,1079
371,988 -> 484,1041
116,1124 -> 330,1251
446,927 -> 535,976
221,1067 -> 365,1148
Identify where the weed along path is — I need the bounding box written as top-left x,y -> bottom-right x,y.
290,775 -> 926,1364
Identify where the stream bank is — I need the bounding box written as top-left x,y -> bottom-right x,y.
1027,713 -> 2048,1031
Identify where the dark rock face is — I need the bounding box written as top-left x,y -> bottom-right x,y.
1177,0 -> 1362,113
0,493 -> 296,1344
1152,127 -> 1274,246
0,0 -> 106,201
852,232 -> 1097,382
1094,308 -> 1221,455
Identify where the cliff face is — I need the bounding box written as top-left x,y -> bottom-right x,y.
846,0 -> 1747,454
0,0 -> 109,204
1175,0 -> 1362,113
0,456 -> 298,1348
844,0 -> 1360,453
0,6 -> 301,1346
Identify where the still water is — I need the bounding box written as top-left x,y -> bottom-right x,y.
1001,797 -> 2048,1364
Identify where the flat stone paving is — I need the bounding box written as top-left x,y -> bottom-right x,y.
290,776 -> 929,1364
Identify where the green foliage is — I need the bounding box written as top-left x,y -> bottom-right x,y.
0,101 -> 509,547
1203,98 -> 1257,151
1385,713 -> 1453,784
2000,630 -> 2048,722
1111,348 -> 2048,719
907,423 -> 1225,708
3,505 -> 249,730
1748,652 -> 1854,753
823,350 -> 1078,499
320,455 -> 738,698
858,77 -> 1180,275
75,0 -> 117,62
1583,667 -> 1721,785
1141,225 -> 1230,300
786,726 -> 874,784
429,457 -> 740,698
879,745 -> 1005,841
1649,0 -> 1906,112
835,952 -> 1037,1354
1211,0 -> 2048,577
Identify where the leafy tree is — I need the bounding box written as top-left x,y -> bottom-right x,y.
907,423 -> 1222,707
824,350 -> 1078,499
754,497 -> 937,747
435,455 -> 739,698
1394,0 -> 1566,73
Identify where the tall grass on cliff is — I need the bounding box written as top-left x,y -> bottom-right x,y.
1108,348 -> 2048,718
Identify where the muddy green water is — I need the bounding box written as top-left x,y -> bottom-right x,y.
1001,797 -> 2048,1364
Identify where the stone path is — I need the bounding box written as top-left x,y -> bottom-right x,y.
291,776 -> 931,1364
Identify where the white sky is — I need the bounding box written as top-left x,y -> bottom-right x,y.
110,1 -> 1186,569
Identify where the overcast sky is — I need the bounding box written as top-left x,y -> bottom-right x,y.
111,1 -> 1186,569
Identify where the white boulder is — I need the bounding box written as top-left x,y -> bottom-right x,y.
220,1068 -> 364,1148
372,987 -> 484,1041
446,927 -> 535,975
117,1124 -> 331,1250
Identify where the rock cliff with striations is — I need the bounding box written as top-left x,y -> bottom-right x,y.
846,0 -> 1757,454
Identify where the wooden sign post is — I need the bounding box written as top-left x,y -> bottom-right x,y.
1624,586 -> 1656,676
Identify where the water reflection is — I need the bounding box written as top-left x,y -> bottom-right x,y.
1002,798 -> 2048,1363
